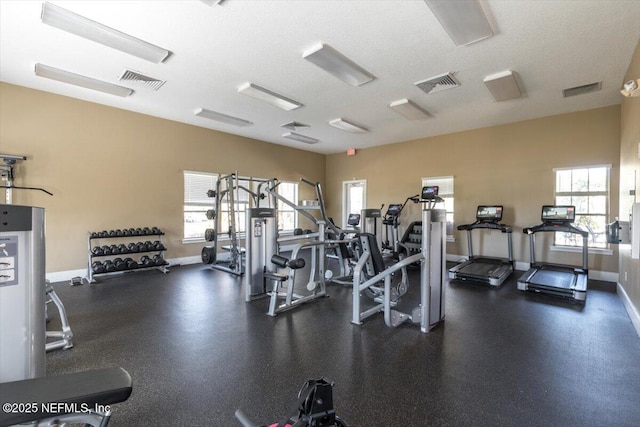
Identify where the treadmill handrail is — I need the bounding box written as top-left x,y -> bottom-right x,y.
457,221 -> 512,233
523,223 -> 588,237
523,222 -> 589,272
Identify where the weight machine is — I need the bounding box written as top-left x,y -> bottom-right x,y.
1,154 -> 71,353
0,205 -> 132,427
352,186 -> 446,332
201,172 -> 276,276
243,178 -> 345,316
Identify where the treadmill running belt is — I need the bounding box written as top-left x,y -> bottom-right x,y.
459,262 -> 508,278
529,270 -> 575,289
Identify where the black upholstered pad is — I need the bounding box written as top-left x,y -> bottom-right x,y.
0,367 -> 132,426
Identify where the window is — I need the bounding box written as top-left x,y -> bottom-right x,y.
184,171 -> 216,239
554,166 -> 609,248
276,182 -> 298,231
422,176 -> 454,239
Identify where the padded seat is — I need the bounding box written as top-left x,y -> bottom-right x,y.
0,367 -> 132,427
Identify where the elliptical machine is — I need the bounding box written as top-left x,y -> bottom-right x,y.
381,195 -> 419,259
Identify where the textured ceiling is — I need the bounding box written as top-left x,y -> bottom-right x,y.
1,0 -> 639,154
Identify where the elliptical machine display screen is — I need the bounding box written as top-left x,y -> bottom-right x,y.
385,204 -> 403,217
541,205 -> 575,223
421,186 -> 439,200
347,213 -> 361,227
476,205 -> 503,221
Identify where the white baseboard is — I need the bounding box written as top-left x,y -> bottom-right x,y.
46,268 -> 87,284
617,282 -> 640,338
46,256 -> 203,284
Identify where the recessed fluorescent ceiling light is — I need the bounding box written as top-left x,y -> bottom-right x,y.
424,0 -> 493,46
41,2 -> 171,63
200,0 -> 225,5
34,63 -> 133,97
389,99 -> 431,120
195,108 -> 252,127
302,43 -> 375,86
329,118 -> 369,133
238,83 -> 302,111
283,132 -> 319,144
483,70 -> 522,102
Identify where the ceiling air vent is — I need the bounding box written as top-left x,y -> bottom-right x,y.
562,82 -> 601,98
415,72 -> 460,94
118,69 -> 165,91
281,121 -> 310,131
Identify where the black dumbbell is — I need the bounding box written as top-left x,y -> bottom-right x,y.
90,231 -> 99,238
128,228 -> 136,235
92,246 -> 104,256
110,244 -> 120,255
108,230 -> 117,237
128,242 -> 139,253
123,257 -> 138,269
91,261 -> 105,274
151,226 -> 161,234
102,245 -> 113,255
113,257 -> 127,271
153,255 -> 164,266
135,228 -> 143,236
115,229 -> 123,237
99,230 -> 109,237
118,243 -> 128,253
140,255 -> 154,267
143,241 -> 153,251
142,227 -> 151,235
135,242 -> 145,252
123,228 -> 132,236
103,260 -> 116,272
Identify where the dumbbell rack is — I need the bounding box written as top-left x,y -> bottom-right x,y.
86,228 -> 169,283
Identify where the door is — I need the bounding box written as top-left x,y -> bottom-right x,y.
342,180 -> 366,228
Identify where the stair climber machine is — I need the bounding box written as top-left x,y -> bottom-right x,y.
517,205 -> 589,302
1,205 -> 132,427
352,186 -> 446,332
448,205 -> 514,287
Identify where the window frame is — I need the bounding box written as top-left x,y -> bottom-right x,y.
552,165 -> 611,251
276,181 -> 299,232
183,170 -> 217,242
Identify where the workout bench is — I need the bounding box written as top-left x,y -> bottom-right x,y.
0,367 -> 132,427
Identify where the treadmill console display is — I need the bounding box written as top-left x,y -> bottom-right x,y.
476,206 -> 503,222
385,204 -> 403,217
421,186 -> 439,200
347,213 -> 361,227
541,205 -> 575,223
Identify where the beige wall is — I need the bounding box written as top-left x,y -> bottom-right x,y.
619,40 -> 640,314
0,82 -> 325,272
0,81 -> 625,277
325,106 -> 621,273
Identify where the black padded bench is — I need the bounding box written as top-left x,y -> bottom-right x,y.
0,367 -> 132,427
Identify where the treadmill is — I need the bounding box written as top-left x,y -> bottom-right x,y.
448,205 -> 514,287
517,205 -> 589,302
